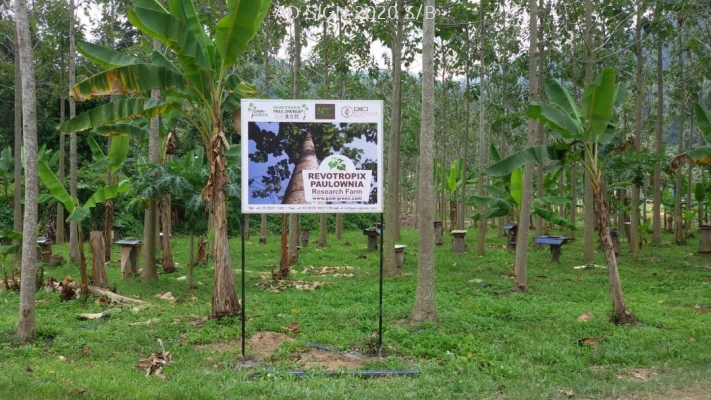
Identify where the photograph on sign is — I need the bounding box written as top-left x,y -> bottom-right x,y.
241,100 -> 383,213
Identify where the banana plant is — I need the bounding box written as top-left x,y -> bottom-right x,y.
486,68 -> 635,324
58,0 -> 271,319
670,103 -> 711,170
435,158 -> 476,228
38,135 -> 131,294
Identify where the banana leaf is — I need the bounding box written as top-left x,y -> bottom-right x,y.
532,207 -> 576,230
485,144 -> 567,177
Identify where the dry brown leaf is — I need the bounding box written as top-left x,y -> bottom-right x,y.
578,337 -> 601,348
135,339 -> 171,379
558,389 -> 575,397
282,322 -> 300,334
577,311 -> 594,322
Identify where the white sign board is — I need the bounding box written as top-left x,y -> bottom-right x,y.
241,99 -> 384,214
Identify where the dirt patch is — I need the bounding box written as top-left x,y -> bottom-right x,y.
198,331 -> 366,371
247,331 -> 295,361
291,347 -> 364,370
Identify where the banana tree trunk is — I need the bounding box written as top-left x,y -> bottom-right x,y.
592,177 -> 635,324
206,132 -> 239,319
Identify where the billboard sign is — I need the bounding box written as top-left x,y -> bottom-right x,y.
241,99 -> 384,214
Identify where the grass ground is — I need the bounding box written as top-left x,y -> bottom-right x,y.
2,225 -> 711,399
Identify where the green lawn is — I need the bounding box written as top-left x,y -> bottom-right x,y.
2,226 -> 711,399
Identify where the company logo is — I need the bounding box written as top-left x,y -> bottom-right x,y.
341,106 -> 354,118
273,103 -> 308,120
315,103 -> 336,119
247,102 -> 268,118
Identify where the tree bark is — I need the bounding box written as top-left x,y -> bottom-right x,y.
477,2 -> 487,256
287,15 -> 302,268
514,0 -> 538,293
90,231 -> 107,287
16,0 -> 39,343
583,0 -> 595,262
674,17 -> 686,245
411,0 -> 437,322
630,6 -> 643,258
652,5 -> 664,245
259,214 -> 267,244
591,174 -> 635,324
56,55 -> 65,244
282,132 -> 319,204
142,86 -> 160,282
13,41 -> 22,261
160,194 -> 175,273
69,0 -> 79,263
384,0 -> 406,277
207,132 -> 240,319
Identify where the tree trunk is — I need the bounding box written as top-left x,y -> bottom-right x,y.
514,0 -> 538,293
142,86 -> 161,282
287,15 -> 302,269
583,0 -> 595,262
477,2 -> 487,256
90,231 -> 107,287
592,176 -> 636,325
535,0 -> 545,241
16,0 -> 38,342
259,213 -> 267,244
188,227 -> 195,292
160,194 -> 175,273
319,18 -> 329,248
384,0 -> 406,277
13,41 -> 22,262
207,132 -> 239,319
276,214 -> 289,280
674,17 -> 686,245
630,6 -> 643,259
335,214 -> 343,240
56,55 -> 65,244
68,0 -> 79,264
652,6 -> 664,245
411,0 -> 437,322
282,132 -> 319,203
458,25 -> 471,230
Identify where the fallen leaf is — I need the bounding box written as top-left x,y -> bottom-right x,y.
130,318 -> 160,326
135,339 -> 171,379
578,338 -> 601,348
77,312 -> 106,320
577,311 -> 594,322
558,389 -> 575,397
282,322 -> 300,334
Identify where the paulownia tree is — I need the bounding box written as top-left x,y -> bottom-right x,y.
59,0 -> 272,319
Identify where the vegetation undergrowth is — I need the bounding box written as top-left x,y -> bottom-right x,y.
2,226 -> 711,399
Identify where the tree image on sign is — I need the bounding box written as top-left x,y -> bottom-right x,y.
247,122 -> 379,205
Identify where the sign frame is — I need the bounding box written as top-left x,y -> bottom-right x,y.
241,99 -> 384,214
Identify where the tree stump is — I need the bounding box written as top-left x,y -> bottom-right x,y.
433,221 -> 443,245
90,231 -> 108,286
451,230 -> 467,255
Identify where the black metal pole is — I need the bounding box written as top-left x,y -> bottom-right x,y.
241,215 -> 246,360
378,212 -> 384,356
